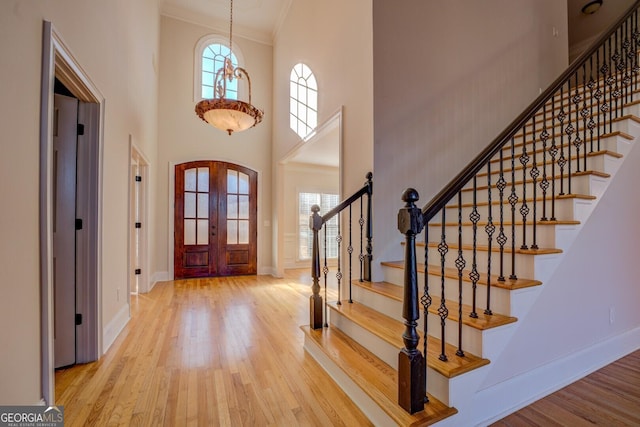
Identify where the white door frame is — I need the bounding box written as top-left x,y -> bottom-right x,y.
129,139 -> 150,294
40,21 -> 104,404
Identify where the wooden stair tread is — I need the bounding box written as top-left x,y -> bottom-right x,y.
460,170 -> 610,193
328,301 -> 490,378
427,219 -> 580,227
381,261 -> 542,290
423,241 -> 562,255
483,149 -> 624,174
351,281 -> 517,331
301,326 -> 458,426
445,192 -> 596,209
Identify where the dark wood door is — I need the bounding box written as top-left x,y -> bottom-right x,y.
174,161 -> 257,278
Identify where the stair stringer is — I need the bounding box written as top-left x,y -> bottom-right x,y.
429,115 -> 640,426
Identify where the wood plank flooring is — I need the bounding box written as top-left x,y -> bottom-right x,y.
491,350 -> 640,426
55,270 -> 640,426
55,272 -> 372,426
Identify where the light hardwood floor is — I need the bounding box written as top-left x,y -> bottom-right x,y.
491,349 -> 640,426
56,271 -> 640,426
55,271 -> 371,426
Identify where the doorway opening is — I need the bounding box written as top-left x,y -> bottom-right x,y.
129,141 -> 149,294
40,21 -> 103,404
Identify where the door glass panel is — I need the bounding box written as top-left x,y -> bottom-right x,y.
197,167 -> 209,192
238,195 -> 249,219
184,193 -> 196,218
227,220 -> 238,244
239,172 -> 249,194
185,168 -> 197,191
184,219 -> 196,245
227,170 -> 238,193
197,219 -> 209,245
197,193 -> 208,218
238,220 -> 249,244
227,195 -> 238,219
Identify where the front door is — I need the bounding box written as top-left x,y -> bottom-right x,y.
174,161 -> 257,278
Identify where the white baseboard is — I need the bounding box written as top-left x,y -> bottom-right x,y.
466,326 -> 640,427
102,304 -> 130,354
150,271 -> 171,290
258,266 -> 276,276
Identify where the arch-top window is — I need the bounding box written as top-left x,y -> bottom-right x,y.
290,63 -> 318,139
202,44 -> 238,100
194,35 -> 245,102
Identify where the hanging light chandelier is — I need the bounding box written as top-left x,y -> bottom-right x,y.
195,0 -> 264,135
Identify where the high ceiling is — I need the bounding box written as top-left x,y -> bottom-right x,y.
568,0 -> 634,50
161,0 -> 291,44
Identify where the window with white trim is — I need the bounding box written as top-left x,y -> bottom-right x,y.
290,63 -> 318,139
298,192 -> 339,260
194,35 -> 245,102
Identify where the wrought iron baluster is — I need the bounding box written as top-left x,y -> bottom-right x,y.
359,198 -> 364,282
549,95 -> 558,221
509,137 -> 518,280
581,63 -> 590,170
557,87 -> 567,196
438,210 -> 449,361
633,11 -> 640,95
623,18 -> 632,109
496,149 -> 507,282
348,205 -> 353,303
323,227 -> 328,327
456,192 -> 465,357
587,58 -> 597,156
566,78 -> 574,195
540,104 -> 550,222
484,162 -> 495,315
605,37 -> 614,133
530,117 -> 539,250
572,73 -> 582,173
519,125 -> 530,250
336,215 -> 342,305
422,224 -> 431,404
613,28 -> 622,120
595,49 -> 603,151
469,178 -> 480,319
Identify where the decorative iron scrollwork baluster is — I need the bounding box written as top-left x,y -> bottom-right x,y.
557,86 -> 567,196
509,137 -> 518,280
530,117 -> 539,250
438,210 -> 449,362
348,205 -> 353,303
539,104 -> 550,222
484,162 -> 495,315
566,78 -> 574,195
456,192 -> 466,357
595,49 -> 603,151
359,198 -> 365,282
496,149 -> 507,282
549,95 -> 558,221
587,58 -> 597,156
469,178 -> 480,319
336,215 -> 342,306
519,125 -> 530,250
572,74 -> 582,174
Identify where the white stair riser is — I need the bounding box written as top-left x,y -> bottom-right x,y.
381,266 -> 513,315
328,308 -> 452,404
427,223 -> 558,249
351,284 -> 485,356
459,174 -> 604,205
442,195 -> 591,223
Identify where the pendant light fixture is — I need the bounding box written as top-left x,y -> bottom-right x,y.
195,0 -> 264,135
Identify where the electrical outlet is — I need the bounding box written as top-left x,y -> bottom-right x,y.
552,26 -> 559,37
609,307 -> 615,324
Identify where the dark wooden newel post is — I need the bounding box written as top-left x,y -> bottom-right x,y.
364,172 -> 373,281
310,204 -> 323,329
397,188 -> 425,413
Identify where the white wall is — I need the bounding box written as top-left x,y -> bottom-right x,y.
372,0 -> 569,276
156,16 -> 273,277
272,0 -> 374,274
281,163 -> 339,268
0,0 -> 159,404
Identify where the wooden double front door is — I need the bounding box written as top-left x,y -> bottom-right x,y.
174,161 -> 257,278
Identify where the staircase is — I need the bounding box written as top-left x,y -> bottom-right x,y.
302,4 -> 640,426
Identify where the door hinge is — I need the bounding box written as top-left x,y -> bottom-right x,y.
135,268 -> 141,275
77,123 -> 85,136
75,313 -> 83,326
135,175 -> 142,182
135,222 -> 142,229
75,218 -> 83,230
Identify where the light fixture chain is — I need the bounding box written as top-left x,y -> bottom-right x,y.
229,0 -> 233,53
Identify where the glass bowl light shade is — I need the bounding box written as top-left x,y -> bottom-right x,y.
196,98 -> 264,135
